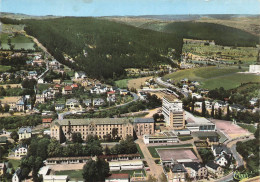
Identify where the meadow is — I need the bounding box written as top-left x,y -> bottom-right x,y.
0,33 -> 35,50
164,66 -> 260,90
0,65 -> 11,72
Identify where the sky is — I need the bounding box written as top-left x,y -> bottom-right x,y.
1,0 -> 260,17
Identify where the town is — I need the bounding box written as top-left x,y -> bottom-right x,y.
0,4 -> 260,182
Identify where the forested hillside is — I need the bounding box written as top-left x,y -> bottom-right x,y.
19,17 -> 182,79
140,21 -> 259,47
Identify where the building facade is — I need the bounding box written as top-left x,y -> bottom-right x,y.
18,127 -> 32,141
133,118 -> 154,136
162,95 -> 185,129
50,118 -> 134,141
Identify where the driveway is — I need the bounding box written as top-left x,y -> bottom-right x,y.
135,138 -> 164,179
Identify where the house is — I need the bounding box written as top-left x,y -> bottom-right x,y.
191,93 -> 202,99
43,175 -> 69,182
13,144 -> 28,157
0,96 -> 25,112
74,71 -> 87,79
206,161 -> 222,175
211,145 -> 231,157
0,163 -> 6,176
53,79 -> 61,84
206,136 -> 219,146
107,91 -> 116,102
62,86 -> 73,95
229,104 -> 244,112
71,84 -> 79,90
138,92 -> 147,100
42,118 -> 53,127
93,98 -> 105,107
133,118 -> 155,136
105,174 -> 130,182
66,99 -> 79,109
18,127 -> 32,140
249,98 -> 258,106
35,94 -> 45,104
55,104 -> 65,111
28,71 -> 37,78
12,168 -> 22,182
120,89 -> 129,96
214,101 -> 226,109
53,84 -> 61,93
215,153 -> 232,167
184,162 -> 208,179
168,163 -> 187,182
83,99 -> 92,107
38,78 -> 44,84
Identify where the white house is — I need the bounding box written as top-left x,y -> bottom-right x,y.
215,155 -> 229,167
65,99 -> 79,109
105,174 -> 130,182
12,169 -> 22,182
43,175 -> 69,182
18,127 -> 32,140
206,161 -> 222,175
74,71 -> 86,79
93,98 -> 105,107
13,144 -> 28,157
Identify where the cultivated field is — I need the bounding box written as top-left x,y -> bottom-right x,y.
164,66 -> 260,90
0,33 -> 35,50
127,76 -> 153,90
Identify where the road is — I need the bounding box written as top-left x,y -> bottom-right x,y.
155,77 -> 188,98
135,138 -> 164,180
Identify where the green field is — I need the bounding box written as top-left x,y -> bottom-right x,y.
238,123 -> 257,133
164,66 -> 260,90
136,144 -> 144,158
115,79 -> 130,88
0,65 -> 11,72
55,170 -> 83,180
148,144 -> 193,158
0,33 -> 35,50
111,169 -> 146,177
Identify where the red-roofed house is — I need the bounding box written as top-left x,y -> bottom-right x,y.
62,86 -> 73,95
42,118 -> 53,127
105,174 -> 130,182
71,84 -> 79,90
54,84 -> 61,93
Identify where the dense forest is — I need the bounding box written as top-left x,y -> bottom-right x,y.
141,21 -> 259,47
19,17 -> 182,79
1,17 -> 258,79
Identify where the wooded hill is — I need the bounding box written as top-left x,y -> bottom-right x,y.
1,17 -> 258,79
19,17 -> 183,79
139,21 -> 259,47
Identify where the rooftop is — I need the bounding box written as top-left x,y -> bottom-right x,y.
185,112 -> 215,126
134,118 -> 154,123
163,94 -> 178,102
52,118 -> 133,126
18,127 -> 31,134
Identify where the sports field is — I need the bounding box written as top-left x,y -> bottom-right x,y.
164,66 -> 260,90
0,65 -> 11,72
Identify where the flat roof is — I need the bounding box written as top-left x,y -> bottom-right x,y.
185,112 -> 215,126
134,118 -> 154,123
163,94 -> 178,102
52,118 -> 133,126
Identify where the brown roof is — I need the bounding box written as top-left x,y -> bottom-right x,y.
163,94 -> 178,102
106,173 -> 129,179
64,86 -> 72,91
42,118 -> 53,123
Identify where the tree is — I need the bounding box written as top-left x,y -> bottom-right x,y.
211,105 -> 214,118
10,131 -> 19,142
82,158 -> 109,182
104,145 -> 111,155
112,128 -> 118,139
159,114 -> 164,121
198,148 -> 214,164
225,105 -> 230,120
47,139 -> 62,157
67,120 -> 72,139
202,100 -> 206,117
217,108 -> 222,119
72,132 -> 83,143
4,104 -> 10,112
153,113 -> 160,122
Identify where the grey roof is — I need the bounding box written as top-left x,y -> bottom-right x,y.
206,161 -> 220,170
184,162 -> 204,171
208,136 -> 219,142
18,127 -> 31,134
172,164 -> 186,173
66,99 -> 79,104
212,145 -> 231,155
52,118 -> 133,126
134,118 -> 154,123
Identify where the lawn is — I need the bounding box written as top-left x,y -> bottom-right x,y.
148,144 -> 193,158
0,33 -> 35,50
8,159 -> 20,170
55,170 -> 83,179
0,65 -> 11,72
136,144 -> 144,158
115,79 -> 130,89
111,169 -> 146,177
37,84 -> 53,94
163,66 -> 260,90
238,123 -> 257,134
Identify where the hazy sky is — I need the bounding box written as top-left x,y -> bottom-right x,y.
1,0 -> 260,17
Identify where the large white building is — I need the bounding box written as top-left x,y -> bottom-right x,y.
162,95 -> 185,129
143,131 -> 179,144
249,65 -> 260,73
185,112 -> 215,132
